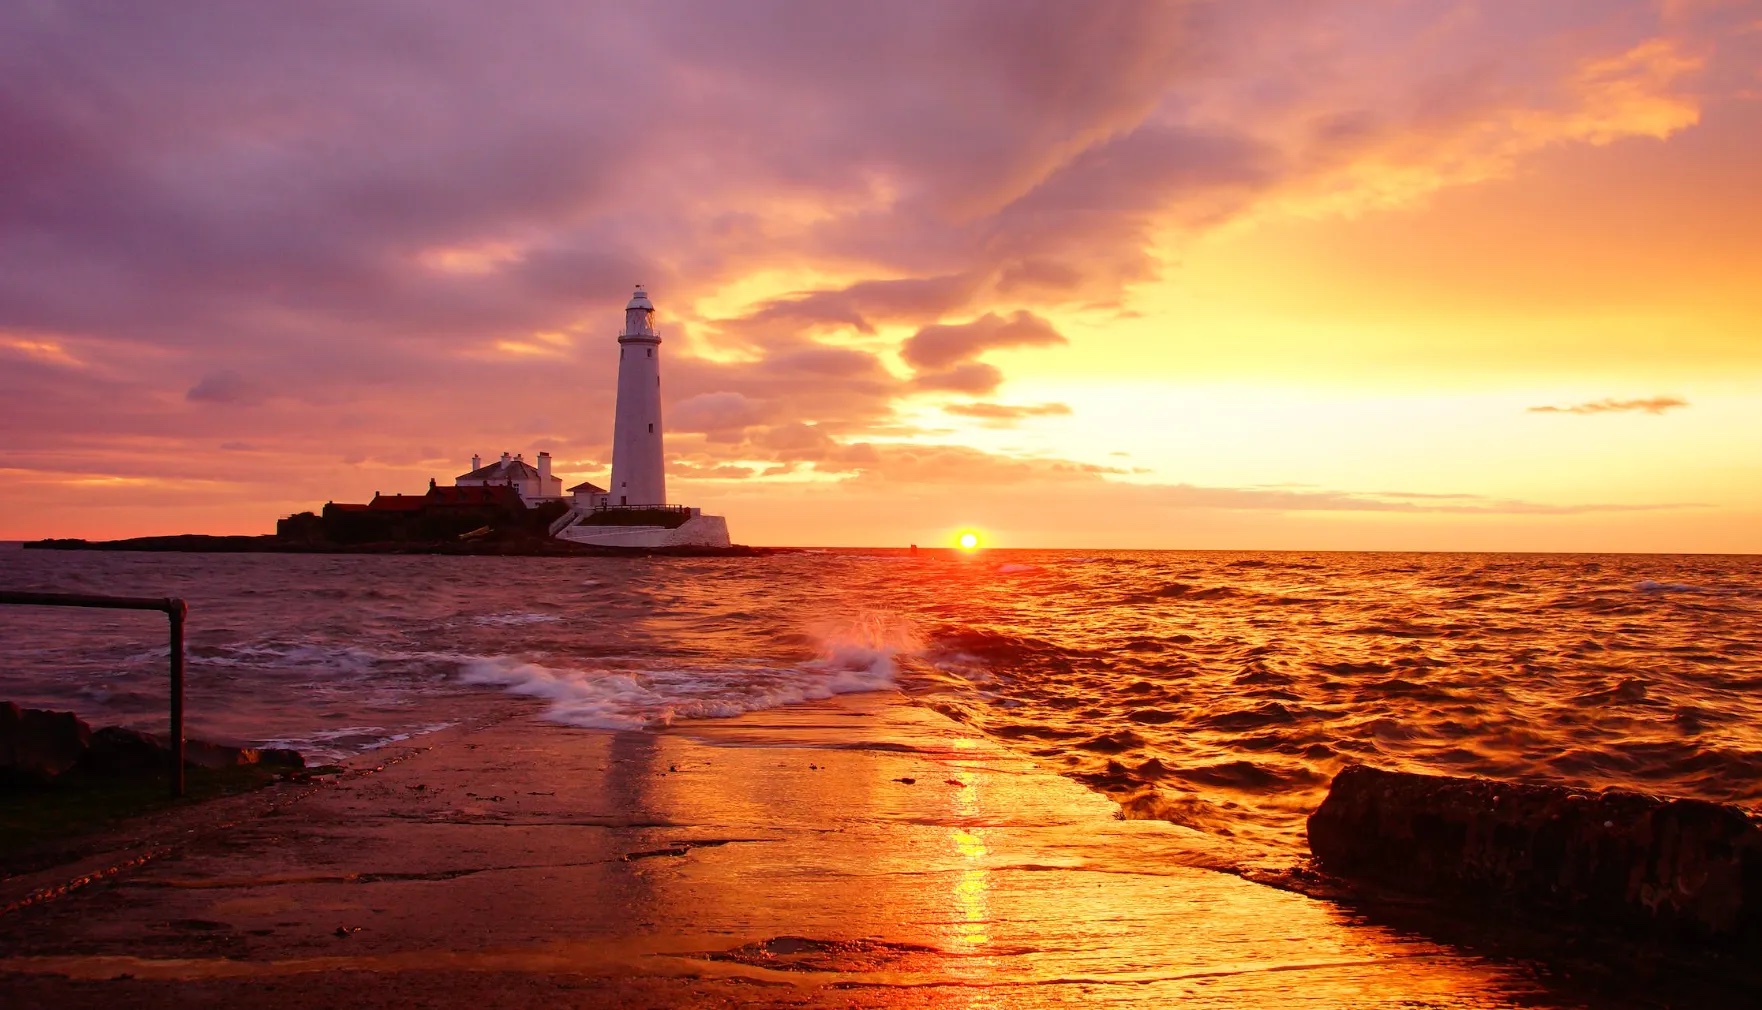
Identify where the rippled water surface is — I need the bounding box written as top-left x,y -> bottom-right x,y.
4,545 -> 1758,865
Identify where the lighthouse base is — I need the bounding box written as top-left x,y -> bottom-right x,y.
554,511 -> 731,549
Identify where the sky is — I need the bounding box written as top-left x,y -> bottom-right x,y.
2,0 -> 1759,551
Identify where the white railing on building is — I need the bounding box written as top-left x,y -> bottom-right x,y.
547,507 -> 585,536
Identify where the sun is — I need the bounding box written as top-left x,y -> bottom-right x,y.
957,531 -> 980,551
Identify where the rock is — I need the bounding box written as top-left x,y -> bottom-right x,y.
1,700 -> 306,780
0,701 -> 92,781
82,726 -> 168,775
183,739 -> 260,770
1307,764 -> 1762,943
259,747 -> 305,769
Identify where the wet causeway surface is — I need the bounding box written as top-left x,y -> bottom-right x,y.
5,697 -> 1751,1008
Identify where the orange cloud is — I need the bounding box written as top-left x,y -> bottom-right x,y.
1,335 -> 83,368
1528,396 -> 1690,415
942,401 -> 1072,426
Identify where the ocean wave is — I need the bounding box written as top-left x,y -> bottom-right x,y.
1635,580 -> 1745,595
190,640 -> 462,678
8,545 -> 1759,871
473,612 -> 563,626
459,623 -> 905,730
256,722 -> 458,763
1121,582 -> 1240,604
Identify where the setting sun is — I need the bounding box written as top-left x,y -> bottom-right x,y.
957,531 -> 980,550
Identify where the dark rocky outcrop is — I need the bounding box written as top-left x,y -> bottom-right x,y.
0,702 -> 92,780
82,725 -> 169,775
1307,764 -> 1762,943
184,738 -> 305,770
25,533 -> 781,557
0,704 -> 304,784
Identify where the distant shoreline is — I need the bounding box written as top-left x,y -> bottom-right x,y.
21,534 -> 785,558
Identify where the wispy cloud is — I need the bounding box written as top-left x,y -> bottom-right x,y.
943,401 -> 1072,426
1528,396 -> 1689,415
1132,483 -> 1701,516
1,335 -> 84,368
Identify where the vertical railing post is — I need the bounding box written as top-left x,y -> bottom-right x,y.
168,599 -> 186,798
0,591 -> 192,798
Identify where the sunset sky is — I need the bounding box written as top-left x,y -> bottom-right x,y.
3,1 -> 1759,550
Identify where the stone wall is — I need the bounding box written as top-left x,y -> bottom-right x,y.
555,513 -> 731,548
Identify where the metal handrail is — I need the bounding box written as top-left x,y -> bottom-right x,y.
0,591 -> 187,797
590,504 -> 692,513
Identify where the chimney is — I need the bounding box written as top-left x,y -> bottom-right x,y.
538,451 -> 552,481
429,477 -> 437,490
471,454 -> 481,470
500,451 -> 511,464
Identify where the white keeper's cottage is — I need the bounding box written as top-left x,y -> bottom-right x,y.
455,451 -> 563,504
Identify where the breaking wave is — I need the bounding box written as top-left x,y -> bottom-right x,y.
460,618 -> 909,730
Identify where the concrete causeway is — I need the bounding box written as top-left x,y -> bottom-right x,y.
0,695 -> 1685,1007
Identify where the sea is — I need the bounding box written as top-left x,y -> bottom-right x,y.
3,545 -> 1758,870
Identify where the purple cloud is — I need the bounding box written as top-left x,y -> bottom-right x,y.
0,1 -> 1738,537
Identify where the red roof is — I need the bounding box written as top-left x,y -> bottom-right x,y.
367,494 -> 428,512
427,484 -> 522,507
325,502 -> 369,512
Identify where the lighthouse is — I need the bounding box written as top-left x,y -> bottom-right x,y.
548,286 -> 730,546
608,286 -> 666,506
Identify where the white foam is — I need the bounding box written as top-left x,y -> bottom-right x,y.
473,612 -> 563,626
1636,580 -> 1737,595
460,617 -> 909,730
998,563 -> 1039,573
257,721 -> 458,763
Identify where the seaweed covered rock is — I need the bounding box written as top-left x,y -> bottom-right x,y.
1307,764 -> 1762,942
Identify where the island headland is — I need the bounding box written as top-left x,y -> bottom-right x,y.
22,288 -> 763,558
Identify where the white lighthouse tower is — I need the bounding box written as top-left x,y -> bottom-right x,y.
609,286 -> 666,507
550,286 -> 731,547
